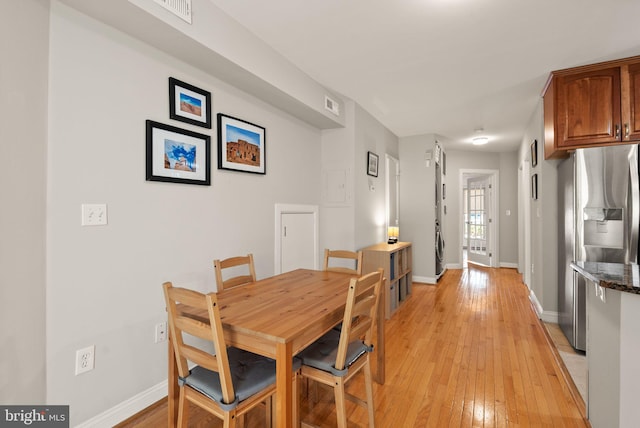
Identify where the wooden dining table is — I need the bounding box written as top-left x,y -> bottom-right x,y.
168,268 -> 386,428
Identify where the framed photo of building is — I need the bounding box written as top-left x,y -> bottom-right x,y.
169,77 -> 212,128
146,120 -> 211,185
217,113 -> 266,174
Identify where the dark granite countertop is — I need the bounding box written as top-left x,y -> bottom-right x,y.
571,261 -> 640,294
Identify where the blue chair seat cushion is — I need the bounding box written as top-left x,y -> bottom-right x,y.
297,329 -> 372,377
181,347 -> 288,410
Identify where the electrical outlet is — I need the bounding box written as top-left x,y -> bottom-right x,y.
81,204 -> 108,226
75,345 -> 95,375
155,322 -> 167,343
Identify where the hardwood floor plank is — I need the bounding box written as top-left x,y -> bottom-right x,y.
117,267 -> 588,428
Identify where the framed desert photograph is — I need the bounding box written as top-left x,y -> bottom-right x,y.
217,113 -> 266,174
168,77 -> 212,128
146,120 -> 211,185
367,151 -> 379,177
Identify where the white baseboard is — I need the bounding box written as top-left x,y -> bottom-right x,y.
500,262 -> 518,269
528,290 -> 559,323
529,290 -> 543,317
539,310 -> 559,324
413,275 -> 436,284
75,380 -> 167,428
414,267 -> 448,285
446,263 -> 463,269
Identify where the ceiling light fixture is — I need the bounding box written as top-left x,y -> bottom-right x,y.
472,137 -> 489,145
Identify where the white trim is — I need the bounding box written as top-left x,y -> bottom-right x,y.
75,380 -> 167,427
529,289 -> 543,317
539,310 -> 559,324
447,263 -> 463,269
459,169 -> 500,268
274,204 -> 319,274
413,275 -> 437,284
499,262 -> 519,269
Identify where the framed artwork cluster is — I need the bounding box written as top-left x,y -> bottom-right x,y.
146,77 -> 267,186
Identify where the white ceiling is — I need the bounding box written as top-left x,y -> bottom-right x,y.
208,0 -> 640,152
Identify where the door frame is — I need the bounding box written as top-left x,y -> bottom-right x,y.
385,154 -> 400,233
274,203 -> 319,274
459,169 -> 500,268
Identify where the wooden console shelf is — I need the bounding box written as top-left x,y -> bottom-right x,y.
361,242 -> 413,319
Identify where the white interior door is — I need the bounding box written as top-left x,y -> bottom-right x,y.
280,212 -> 316,273
467,175 -> 492,266
386,155 -> 400,230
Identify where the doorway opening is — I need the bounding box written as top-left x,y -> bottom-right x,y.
460,170 -> 499,268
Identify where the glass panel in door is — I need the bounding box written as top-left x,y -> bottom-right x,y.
467,175 -> 491,266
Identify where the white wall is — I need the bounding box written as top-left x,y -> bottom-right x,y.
518,100 -> 560,319
399,134 -> 438,280
320,101 -> 356,255
354,104 -> 399,249
0,0 -> 49,404
319,102 -> 399,256
47,3 -> 323,423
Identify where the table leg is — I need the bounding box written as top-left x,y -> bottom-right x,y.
168,334 -> 179,427
275,342 -> 293,428
374,285 -> 386,384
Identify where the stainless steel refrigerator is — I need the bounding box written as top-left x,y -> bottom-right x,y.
558,144 -> 639,351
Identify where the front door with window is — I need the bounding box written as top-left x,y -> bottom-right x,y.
466,175 -> 492,266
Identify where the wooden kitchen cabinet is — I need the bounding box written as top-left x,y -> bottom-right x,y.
543,55 -> 640,159
361,242 -> 412,319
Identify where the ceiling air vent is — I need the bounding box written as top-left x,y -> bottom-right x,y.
153,0 -> 192,24
325,95 -> 340,116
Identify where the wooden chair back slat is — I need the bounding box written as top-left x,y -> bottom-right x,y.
213,254 -> 257,290
334,269 -> 383,371
323,249 -> 363,275
163,282 -> 235,404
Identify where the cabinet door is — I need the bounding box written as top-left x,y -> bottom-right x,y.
557,67 -> 621,147
624,62 -> 640,141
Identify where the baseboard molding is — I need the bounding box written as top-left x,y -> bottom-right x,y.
529,290 -> 543,317
446,263 -> 463,269
413,275 -> 436,284
75,380 -> 167,428
528,290 -> 559,323
499,262 -> 518,269
539,310 -> 559,324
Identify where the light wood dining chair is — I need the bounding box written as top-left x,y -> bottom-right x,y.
323,249 -> 363,275
163,281 -> 279,427
213,254 -> 257,290
297,268 -> 383,428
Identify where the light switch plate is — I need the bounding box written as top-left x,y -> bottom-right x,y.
82,204 -> 107,226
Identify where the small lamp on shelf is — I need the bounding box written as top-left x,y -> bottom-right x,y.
387,226 -> 399,244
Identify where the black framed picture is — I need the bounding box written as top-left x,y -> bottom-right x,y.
531,173 -> 538,200
531,139 -> 538,167
146,120 -> 211,185
168,77 -> 212,128
217,113 -> 266,174
367,151 -> 379,177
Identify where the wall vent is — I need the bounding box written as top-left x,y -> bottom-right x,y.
324,95 -> 340,116
153,0 -> 192,24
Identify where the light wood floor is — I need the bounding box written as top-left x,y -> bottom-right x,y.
117,267 -> 589,427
